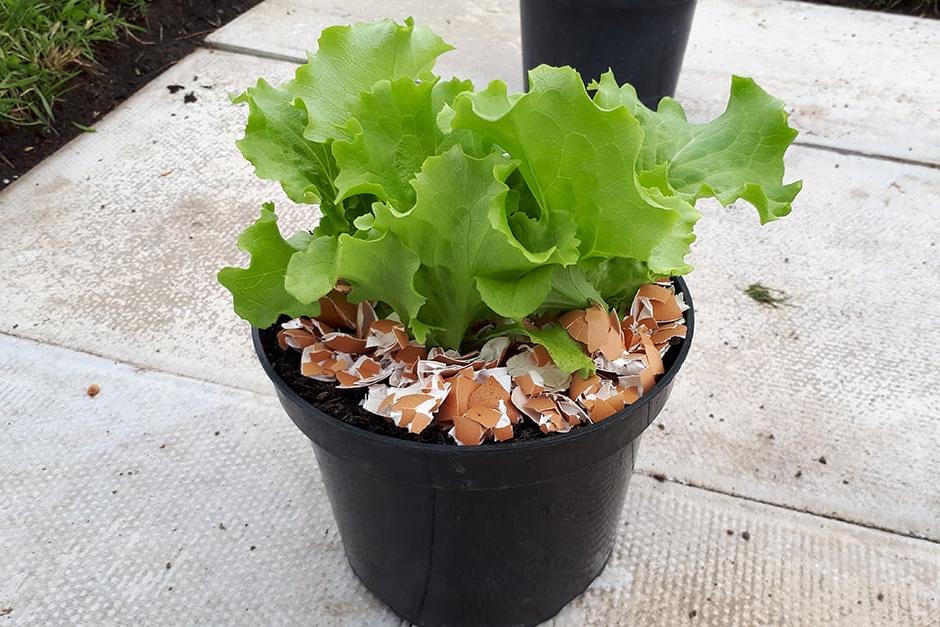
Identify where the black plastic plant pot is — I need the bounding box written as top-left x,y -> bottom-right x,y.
520,0 -> 698,108
252,277 -> 694,627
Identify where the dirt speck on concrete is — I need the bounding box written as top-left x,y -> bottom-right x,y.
651,473 -> 667,482
818,456 -> 828,465
741,531 -> 751,541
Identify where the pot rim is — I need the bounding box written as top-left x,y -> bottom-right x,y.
252,276 -> 694,456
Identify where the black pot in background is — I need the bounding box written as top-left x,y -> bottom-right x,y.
520,0 -> 698,108
253,277 -> 694,627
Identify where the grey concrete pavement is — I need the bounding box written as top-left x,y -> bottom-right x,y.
2,0 -> 939,623
2,336 -> 937,625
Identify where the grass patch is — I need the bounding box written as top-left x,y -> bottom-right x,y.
745,283 -> 790,308
0,0 -> 148,129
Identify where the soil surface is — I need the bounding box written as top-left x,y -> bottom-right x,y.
259,321 -> 551,445
0,0 -> 263,188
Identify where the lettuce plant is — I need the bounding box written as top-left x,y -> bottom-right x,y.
219,18 -> 800,367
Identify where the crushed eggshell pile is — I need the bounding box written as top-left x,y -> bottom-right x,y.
276,280 -> 688,446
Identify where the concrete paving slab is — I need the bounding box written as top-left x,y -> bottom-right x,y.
0,48 -> 937,541
2,336 -> 937,625
205,0 -> 940,165
644,142 -> 940,540
0,49 -> 295,396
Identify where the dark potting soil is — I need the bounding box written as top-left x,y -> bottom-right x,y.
0,0 -> 263,188
796,0 -> 939,18
258,321 -> 550,446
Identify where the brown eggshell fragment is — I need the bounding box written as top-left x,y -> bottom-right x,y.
317,290 -> 358,330
619,386 -> 639,405
392,393 -> 435,412
464,406 -> 504,429
357,356 -> 383,379
452,414 -> 486,446
321,333 -> 369,355
493,424 -> 515,442
531,345 -> 553,367
395,344 -> 428,367
584,305 -> 612,353
409,412 -> 434,434
334,370 -> 360,387
437,371 -> 482,422
640,333 -> 665,376
651,324 -> 687,344
637,284 -> 683,322
393,327 -> 411,350
552,395 -> 587,426
547,411 -> 569,432
559,309 -> 585,332
468,377 -> 514,414
356,301 -> 378,338
514,372 -> 543,397
636,318 -> 658,333
277,328 -> 318,351
651,298 -> 682,322
301,361 -> 332,379
568,374 -> 602,401
523,395 -> 557,415
584,397 -> 618,423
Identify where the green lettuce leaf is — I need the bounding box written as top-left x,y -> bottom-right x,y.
538,266 -> 606,313
590,71 -> 802,224
450,65 -> 678,262
516,324 -> 595,376
370,145 -> 557,348
223,19 -> 803,342
475,266 -> 556,319
583,257 -> 655,312
231,80 -> 347,235
218,204 -> 320,327
332,76 -> 473,211
284,235 -> 338,304
293,17 -> 453,143
284,231 -> 425,333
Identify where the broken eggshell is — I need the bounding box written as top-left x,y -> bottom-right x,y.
278,281 -> 687,445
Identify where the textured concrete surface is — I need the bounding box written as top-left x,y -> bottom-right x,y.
0,50 -> 293,395
0,49 -> 937,543
2,336 -> 937,625
206,0 -> 940,165
2,1 -> 940,623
